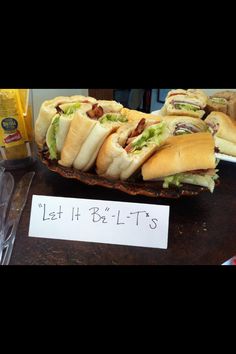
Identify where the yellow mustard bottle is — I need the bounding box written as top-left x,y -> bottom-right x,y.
0,89 -> 34,169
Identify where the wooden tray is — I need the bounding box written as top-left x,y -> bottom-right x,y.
38,149 -> 216,199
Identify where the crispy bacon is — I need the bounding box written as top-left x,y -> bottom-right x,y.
125,144 -> 134,153
55,104 -> 64,114
125,118 -> 146,152
129,118 -> 146,139
87,103 -> 104,119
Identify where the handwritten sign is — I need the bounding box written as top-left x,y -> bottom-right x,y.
29,195 -> 170,249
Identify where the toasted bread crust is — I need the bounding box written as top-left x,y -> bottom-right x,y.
205,111 -> 236,143
59,112 -> 96,167
142,132 -> 215,180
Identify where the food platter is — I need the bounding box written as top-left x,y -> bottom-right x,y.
38,149 -> 214,199
215,153 -> 236,163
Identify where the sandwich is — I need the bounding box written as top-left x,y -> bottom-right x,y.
209,91 -> 236,120
58,100 -> 127,171
205,96 -> 228,116
204,111 -> 236,157
160,89 -> 208,118
35,95 -> 97,149
96,118 -> 170,180
45,102 -> 93,160
142,132 -> 218,193
161,115 -> 209,135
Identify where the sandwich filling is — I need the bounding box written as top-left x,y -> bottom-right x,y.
162,168 -> 219,193
60,102 -> 82,115
47,103 -> 126,160
171,100 -> 201,112
99,113 -> 128,125
46,102 -> 82,159
205,121 -> 219,136
173,123 -> 208,135
210,97 -> 227,105
125,120 -> 168,154
47,114 -> 60,160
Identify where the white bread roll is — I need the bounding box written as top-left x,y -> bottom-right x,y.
35,96 -> 71,149
205,97 -> 228,115
205,111 -> 236,156
205,111 -> 236,143
166,89 -> 207,108
121,108 -> 162,123
208,91 -> 236,121
59,106 -> 133,171
73,123 -> 112,171
165,102 -> 205,119
59,111 -> 97,167
163,89 -> 207,119
142,132 -> 215,180
72,107 -> 156,172
96,120 -> 170,180
215,136 -> 236,157
35,95 -> 97,149
97,100 -> 123,113
187,89 -> 208,107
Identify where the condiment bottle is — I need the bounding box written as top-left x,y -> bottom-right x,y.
0,89 -> 35,170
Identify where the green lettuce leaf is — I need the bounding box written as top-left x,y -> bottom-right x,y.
163,172 -> 219,193
48,115 -> 60,160
99,113 -> 128,124
131,122 -> 167,153
174,103 -> 200,112
211,97 -> 227,105
63,102 -> 81,115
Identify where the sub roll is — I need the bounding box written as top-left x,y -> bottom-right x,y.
96,118 -> 170,180
160,89 -> 208,119
35,95 -> 97,149
204,111 -> 236,157
58,100 -> 127,171
212,91 -> 236,120
205,96 -> 228,116
142,132 -> 218,193
121,108 -> 163,122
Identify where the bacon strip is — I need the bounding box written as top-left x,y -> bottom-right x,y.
55,104 -> 64,115
129,118 -> 146,139
125,118 -> 146,152
87,103 -> 104,119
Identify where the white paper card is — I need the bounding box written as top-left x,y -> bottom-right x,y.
29,195 -> 170,249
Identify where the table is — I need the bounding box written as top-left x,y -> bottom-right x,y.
8,157 -> 236,265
